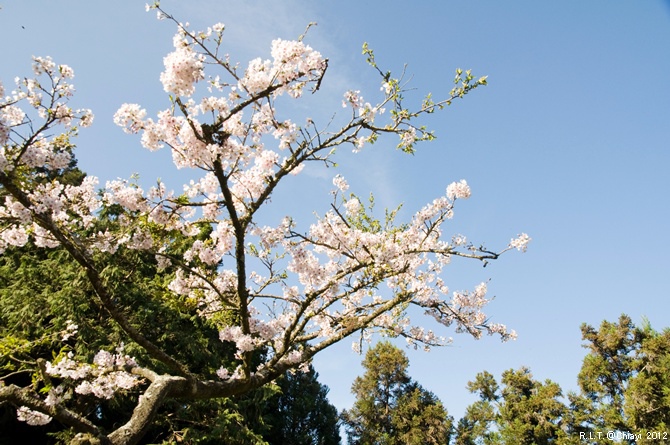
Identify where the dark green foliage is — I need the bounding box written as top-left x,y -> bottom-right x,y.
341,341 -> 452,445
572,315 -> 670,444
391,382 -> 453,445
498,368 -> 567,444
457,368 -> 568,445
264,365 -> 341,445
575,315 -> 642,436
154,392 -> 275,445
454,371 -> 500,445
625,325 -> 670,439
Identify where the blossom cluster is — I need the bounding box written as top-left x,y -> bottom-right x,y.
243,38 -> 326,98
0,174 -> 102,253
342,89 -> 384,127
16,406 -> 52,426
45,348 -> 141,399
1,57 -> 93,172
160,32 -> 205,96
61,320 -> 79,341
0,58 -> 98,253
509,233 -> 531,252
14,347 -> 141,426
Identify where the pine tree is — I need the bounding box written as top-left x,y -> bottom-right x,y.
457,368 -> 568,445
572,315 -> 670,444
342,341 -> 452,445
264,364 -> 341,445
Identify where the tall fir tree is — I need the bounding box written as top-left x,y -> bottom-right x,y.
571,315 -> 670,444
341,341 -> 452,445
264,364 -> 341,445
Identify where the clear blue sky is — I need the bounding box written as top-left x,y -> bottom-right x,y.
2,0 -> 670,422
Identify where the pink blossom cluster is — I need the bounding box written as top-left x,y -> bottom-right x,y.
61,320 -> 79,341
216,365 -> 245,381
0,175 -> 101,253
0,85 -> 25,147
332,174 -> 349,192
20,138 -> 73,170
103,179 -> 149,212
241,38 -> 326,98
14,346 -> 143,426
400,127 -> 417,148
509,233 -> 531,252
160,32 -> 205,96
16,406 -> 52,426
15,377 -> 69,426
45,348 -> 141,400
0,58 -> 98,253
214,293 -> 304,361
446,179 -> 471,200
0,57 -> 93,171
342,89 -> 384,127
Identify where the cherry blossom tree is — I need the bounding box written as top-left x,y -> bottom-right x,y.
0,3 -> 529,444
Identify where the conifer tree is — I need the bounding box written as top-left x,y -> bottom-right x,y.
456,368 -> 567,445
264,364 -> 341,445
572,315 -> 670,444
342,341 -> 452,445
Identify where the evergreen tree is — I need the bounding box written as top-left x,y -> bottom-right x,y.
391,382 -> 453,445
572,315 -> 670,444
341,341 -> 452,445
624,322 -> 670,442
575,314 -> 641,439
457,368 -> 568,445
454,371 -> 499,445
264,365 -> 341,445
453,316 -> 670,445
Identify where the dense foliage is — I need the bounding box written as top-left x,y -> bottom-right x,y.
264,365 -> 341,445
341,341 -> 452,445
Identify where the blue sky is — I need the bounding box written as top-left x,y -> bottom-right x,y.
2,0 -> 670,423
